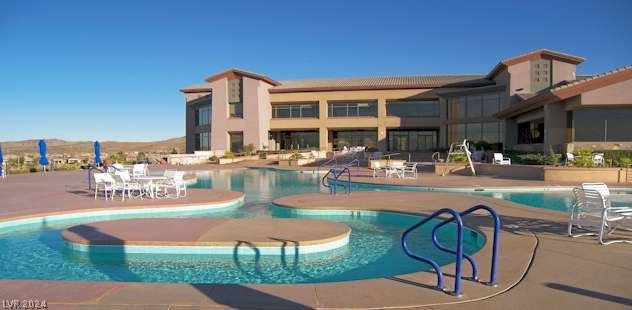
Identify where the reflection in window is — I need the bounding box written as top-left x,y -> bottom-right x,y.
386,100 -> 440,117
467,96 -> 482,118
328,101 -> 377,117
272,103 -> 319,118
194,132 -> 210,151
229,132 -> 243,153
448,93 -> 502,119
269,131 -> 319,150
331,130 -> 377,149
449,122 -> 502,144
573,108 -> 632,142
483,94 -> 500,117
195,106 -> 210,126
388,130 -> 437,151
517,119 -> 544,144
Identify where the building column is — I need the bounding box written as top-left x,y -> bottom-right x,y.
377,98 -> 387,151
319,99 -> 329,151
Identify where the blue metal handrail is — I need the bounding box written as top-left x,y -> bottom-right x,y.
321,167 -> 352,195
431,204 -> 501,286
401,208 -> 464,296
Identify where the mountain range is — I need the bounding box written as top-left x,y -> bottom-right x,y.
0,137 -> 185,155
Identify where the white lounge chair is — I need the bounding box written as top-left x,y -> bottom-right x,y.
402,162 -> 418,179
566,153 -> 575,166
593,153 -> 605,166
493,153 -> 511,165
93,173 -> 114,200
132,163 -> 147,178
582,183 -> 611,199
157,171 -> 187,198
569,188 -> 632,245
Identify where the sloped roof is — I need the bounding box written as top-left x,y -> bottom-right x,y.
496,65 -> 632,118
487,49 -> 586,79
205,68 -> 280,86
269,75 -> 493,93
180,84 -> 212,93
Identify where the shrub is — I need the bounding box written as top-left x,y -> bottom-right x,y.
29,167 -> 38,173
618,157 -> 632,168
222,151 -> 234,159
472,140 -> 491,151
243,144 -> 255,155
574,148 -> 594,167
516,153 -> 546,165
544,145 -> 561,166
449,153 -> 468,163
170,148 -> 178,154
209,155 -> 218,162
289,153 -> 304,160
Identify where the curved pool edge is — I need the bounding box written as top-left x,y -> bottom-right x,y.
0,193 -> 246,231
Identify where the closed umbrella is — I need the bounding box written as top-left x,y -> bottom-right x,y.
38,139 -> 49,170
94,141 -> 102,165
0,143 -> 4,177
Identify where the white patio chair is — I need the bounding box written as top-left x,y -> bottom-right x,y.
157,171 -> 187,198
569,188 -> 632,245
372,161 -> 385,178
402,162 -> 418,179
593,153 -> 605,166
566,153 -> 575,166
113,170 -> 144,201
386,161 -> 405,179
493,153 -> 511,165
132,163 -> 148,178
93,173 -> 114,200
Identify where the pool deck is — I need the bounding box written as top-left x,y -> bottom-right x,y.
0,169 -> 631,309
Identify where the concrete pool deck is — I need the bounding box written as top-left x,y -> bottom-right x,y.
0,169 -> 631,309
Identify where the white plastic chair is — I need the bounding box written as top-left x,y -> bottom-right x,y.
566,153 -> 575,166
593,153 -> 605,166
132,163 -> 147,178
402,162 -> 418,179
386,161 -> 405,179
93,173 -> 114,200
114,170 -> 144,201
569,188 -> 632,245
493,153 -> 511,165
157,171 -> 187,198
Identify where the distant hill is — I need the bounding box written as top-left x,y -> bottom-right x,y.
0,137 -> 185,155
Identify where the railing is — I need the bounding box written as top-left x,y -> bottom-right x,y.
314,151 -> 364,175
321,167 -> 352,195
401,204 -> 501,296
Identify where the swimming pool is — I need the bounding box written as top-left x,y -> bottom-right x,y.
0,169 -> 484,284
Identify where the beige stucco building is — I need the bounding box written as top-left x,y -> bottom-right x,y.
181,49 -> 632,155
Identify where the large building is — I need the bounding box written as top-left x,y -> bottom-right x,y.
181,49 -> 632,155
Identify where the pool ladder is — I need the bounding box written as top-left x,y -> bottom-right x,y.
321,167 -> 352,195
401,204 -> 500,296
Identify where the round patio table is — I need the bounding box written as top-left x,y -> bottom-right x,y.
133,176 -> 169,198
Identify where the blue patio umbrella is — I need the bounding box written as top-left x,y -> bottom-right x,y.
94,141 -> 102,165
38,139 -> 49,166
0,143 -> 4,175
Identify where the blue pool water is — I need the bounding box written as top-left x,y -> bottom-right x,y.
0,169 -> 484,284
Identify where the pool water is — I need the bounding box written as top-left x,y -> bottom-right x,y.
0,169 -> 484,284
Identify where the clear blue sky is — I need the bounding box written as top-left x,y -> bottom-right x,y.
1,0 -> 631,142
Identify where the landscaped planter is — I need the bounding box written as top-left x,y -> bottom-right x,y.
433,162 -> 470,175
543,166 -> 629,183
218,155 -> 260,165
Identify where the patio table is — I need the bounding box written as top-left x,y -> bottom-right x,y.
133,176 -> 169,198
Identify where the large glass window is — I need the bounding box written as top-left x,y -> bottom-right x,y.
449,93 -> 502,119
269,131 -> 319,150
482,122 -> 501,144
195,106 -> 210,126
272,103 -> 319,118
466,123 -> 482,142
194,132 -> 210,151
331,130 -> 377,149
328,101 -> 377,117
448,97 -> 467,120
483,94 -> 500,117
449,121 -> 502,144
573,108 -> 632,142
229,132 -> 243,153
466,95 -> 482,118
386,100 -> 440,117
388,130 -> 437,151
229,102 -> 243,118
517,119 -> 544,144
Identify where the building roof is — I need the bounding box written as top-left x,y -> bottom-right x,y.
486,49 -> 586,79
269,75 -> 494,93
204,68 -> 280,86
496,64 -> 632,118
180,84 -> 212,93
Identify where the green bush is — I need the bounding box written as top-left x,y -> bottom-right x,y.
209,155 -> 218,162
243,144 -> 255,155
472,140 -> 491,151
544,145 -> 561,166
289,153 -> 304,160
222,151 -> 234,159
449,153 -> 468,163
516,153 -> 546,165
29,167 -> 38,173
574,148 -> 594,167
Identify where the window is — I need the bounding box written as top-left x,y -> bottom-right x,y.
573,108 -> 632,142
388,130 -> 437,151
483,94 -> 500,117
194,132 -> 210,151
229,132 -> 243,153
228,77 -> 243,118
328,101 -> 377,117
229,102 -> 243,118
482,122 -> 501,144
386,100 -> 440,117
466,123 -> 482,142
272,103 -> 319,118
448,97 -> 467,120
449,121 -> 502,144
466,95 -> 482,118
269,131 -> 319,150
195,106 -> 210,126
517,119 -> 544,144
448,124 -> 466,144
331,130 -> 377,149
531,59 -> 552,92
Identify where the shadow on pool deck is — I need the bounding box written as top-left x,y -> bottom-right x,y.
545,282 -> 632,307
